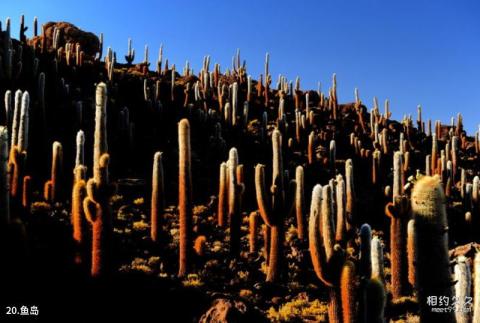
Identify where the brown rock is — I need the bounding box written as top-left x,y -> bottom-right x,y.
29,22 -> 100,57
199,298 -> 266,323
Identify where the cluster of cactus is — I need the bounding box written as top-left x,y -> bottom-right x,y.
3,15 -> 480,323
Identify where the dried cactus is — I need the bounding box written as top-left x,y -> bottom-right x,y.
178,118 -> 192,277
411,175 -> 454,323
151,152 -> 165,243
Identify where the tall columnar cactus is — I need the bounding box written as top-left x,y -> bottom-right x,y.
371,236 -> 384,283
385,151 -> 409,299
10,91 -> 29,199
345,159 -> 355,231
407,219 -> 416,287
0,127 -> 9,227
177,118 -> 192,277
340,260 -> 357,323
249,211 -> 258,253
329,140 -> 336,171
83,83 -> 114,277
151,152 -> 165,243
454,256 -> 471,323
44,141 -> 63,202
255,129 -> 294,282
364,278 -> 386,323
75,130 -> 85,168
295,166 -> 305,240
125,38 -> 135,66
217,162 -> 227,227
431,133 -> 438,173
335,174 -> 346,243
411,175 -> 455,323
71,165 -> 87,244
359,223 -> 372,279
309,184 -> 345,323
227,147 -> 244,256
308,131 -> 315,164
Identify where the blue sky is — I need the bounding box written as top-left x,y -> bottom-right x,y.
1,0 -> 479,133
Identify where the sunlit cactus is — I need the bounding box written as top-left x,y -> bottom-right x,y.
44,141 -> 63,203
340,260 -> 357,323
151,152 -> 165,243
406,219 -> 416,288
249,211 -> 258,253
0,127 -> 9,227
295,166 -> 305,240
255,129 -> 294,282
411,175 -> 455,323
385,151 -> 408,299
177,118 -> 192,277
227,147 -> 243,256
83,83 -> 114,277
371,236 -> 384,283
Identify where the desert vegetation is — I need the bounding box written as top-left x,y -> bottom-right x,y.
0,16 -> 479,322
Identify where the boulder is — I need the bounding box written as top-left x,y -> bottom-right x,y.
29,22 -> 100,57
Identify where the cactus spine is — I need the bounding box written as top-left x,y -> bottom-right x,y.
151,152 -> 165,242
411,175 -> 455,323
178,118 -> 192,277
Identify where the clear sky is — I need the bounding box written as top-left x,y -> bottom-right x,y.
1,0 -> 479,133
